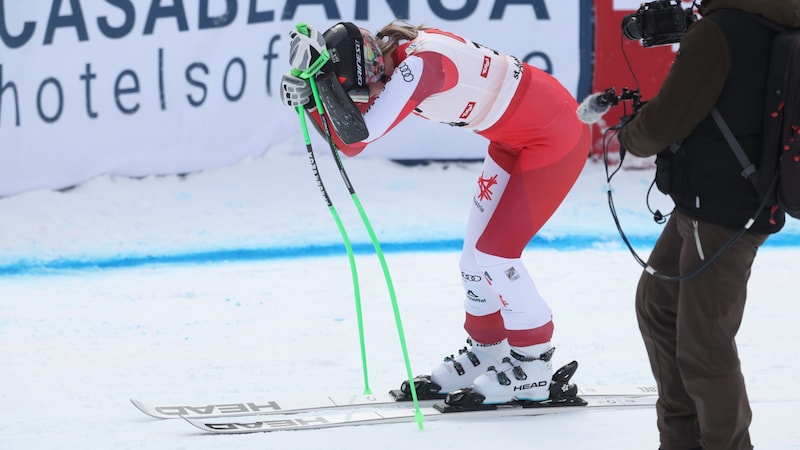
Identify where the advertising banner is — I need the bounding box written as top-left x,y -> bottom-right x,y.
1,1 -> 591,196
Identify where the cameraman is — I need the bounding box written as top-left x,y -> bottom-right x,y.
617,0 -> 800,449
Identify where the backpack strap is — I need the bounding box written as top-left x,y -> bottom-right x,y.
710,107 -> 757,180
704,12 -> 783,187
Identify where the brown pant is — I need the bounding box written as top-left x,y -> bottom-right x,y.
635,212 -> 767,450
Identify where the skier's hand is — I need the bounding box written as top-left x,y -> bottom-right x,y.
289,24 -> 328,74
280,71 -> 313,108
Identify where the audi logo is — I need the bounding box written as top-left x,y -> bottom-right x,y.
461,272 -> 482,282
398,61 -> 414,82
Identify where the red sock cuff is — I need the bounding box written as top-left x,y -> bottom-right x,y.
506,320 -> 554,347
464,311 -> 507,344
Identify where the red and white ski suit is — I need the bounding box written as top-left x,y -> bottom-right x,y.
331,29 -> 590,349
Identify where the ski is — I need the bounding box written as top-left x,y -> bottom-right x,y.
129,392 -> 426,420
131,384 -> 656,420
182,393 -> 657,434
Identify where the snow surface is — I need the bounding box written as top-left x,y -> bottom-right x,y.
1,138 -> 799,449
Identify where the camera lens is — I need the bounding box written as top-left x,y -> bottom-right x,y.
621,13 -> 643,40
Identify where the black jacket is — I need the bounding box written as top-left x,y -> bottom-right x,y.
619,0 -> 800,234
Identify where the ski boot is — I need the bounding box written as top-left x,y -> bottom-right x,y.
472,343 -> 555,404
390,338 -> 509,401
441,345 -> 586,411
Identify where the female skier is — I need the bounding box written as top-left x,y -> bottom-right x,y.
281,21 -> 590,404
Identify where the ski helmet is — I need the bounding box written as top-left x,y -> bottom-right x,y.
323,22 -> 385,101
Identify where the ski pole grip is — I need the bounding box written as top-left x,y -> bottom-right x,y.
293,22 -> 330,80
296,22 -> 309,36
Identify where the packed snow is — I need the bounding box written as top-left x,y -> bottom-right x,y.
1,138 -> 799,449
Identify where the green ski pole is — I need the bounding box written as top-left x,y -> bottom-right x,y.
292,66 -> 372,396
295,22 -> 424,429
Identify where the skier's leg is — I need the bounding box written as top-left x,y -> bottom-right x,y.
429,155 -> 511,393
470,130 -> 588,403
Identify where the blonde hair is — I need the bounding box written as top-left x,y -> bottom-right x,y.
376,21 -> 430,56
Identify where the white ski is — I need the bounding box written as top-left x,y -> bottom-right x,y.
182,394 -> 657,434
131,384 -> 656,420
130,392 -> 415,419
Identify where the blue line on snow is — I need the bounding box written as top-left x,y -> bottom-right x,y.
0,233 -> 797,276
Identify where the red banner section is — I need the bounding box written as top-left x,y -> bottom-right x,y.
590,0 -> 679,160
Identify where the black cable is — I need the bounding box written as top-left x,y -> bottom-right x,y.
602,120 -> 772,282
